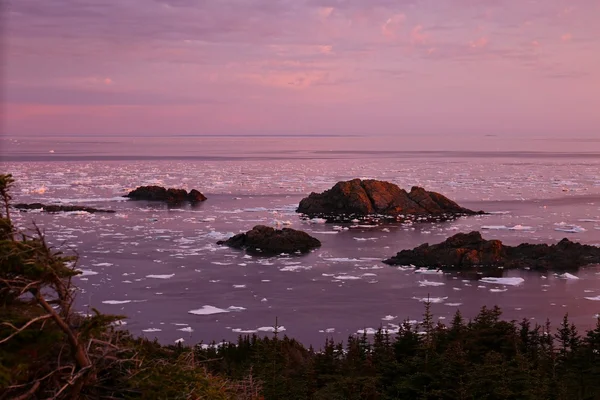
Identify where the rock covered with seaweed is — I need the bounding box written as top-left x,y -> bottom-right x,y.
383,231 -> 600,271
217,225 -> 321,255
297,179 -> 481,222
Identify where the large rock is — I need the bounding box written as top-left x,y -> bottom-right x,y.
383,231 -> 600,271
217,225 -> 321,255
125,186 -> 207,203
14,203 -> 115,214
297,179 -> 479,220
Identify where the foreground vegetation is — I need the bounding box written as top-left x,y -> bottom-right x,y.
2,173 -> 600,399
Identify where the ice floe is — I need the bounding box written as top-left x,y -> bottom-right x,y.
480,277 -> 524,286
188,305 -> 246,315
146,274 -> 175,279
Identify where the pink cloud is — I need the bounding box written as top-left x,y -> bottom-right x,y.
469,37 -> 489,49
561,33 -> 572,42
410,25 -> 429,45
381,13 -> 406,38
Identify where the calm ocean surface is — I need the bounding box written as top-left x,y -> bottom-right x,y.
2,133 -> 600,346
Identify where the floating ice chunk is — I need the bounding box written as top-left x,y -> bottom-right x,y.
445,303 -> 463,307
310,218 -> 327,224
76,269 -> 98,277
102,300 -> 131,305
257,326 -> 286,332
212,261 -> 233,266
579,219 -> 600,223
280,265 -> 312,272
146,274 -> 175,279
175,338 -> 185,344
312,231 -> 338,234
188,305 -> 246,315
554,223 -> 586,233
200,217 -> 216,222
490,288 -> 508,293
353,237 -> 378,241
382,315 -> 397,321
414,269 -> 443,274
93,262 -> 113,267
233,284 -> 246,288
509,225 -> 534,231
480,277 -> 524,286
178,327 -> 194,333
419,280 -> 445,287
482,225 -> 508,230
412,296 -> 448,304
322,257 -> 368,263
232,328 -> 258,333
142,328 -> 162,333
357,328 -> 378,335
557,272 -> 579,280
585,296 -> 600,301
333,275 -> 362,280
319,328 -> 336,333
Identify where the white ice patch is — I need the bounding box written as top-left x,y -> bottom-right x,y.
233,284 -> 246,288
445,303 -> 463,307
357,328 -> 378,335
322,257 -> 369,263
232,328 -> 258,333
280,265 -> 312,272
490,288 -> 508,293
77,269 -> 98,277
482,225 -> 533,231
382,315 -> 397,321
257,326 -> 286,332
419,280 -> 445,287
412,296 -> 448,304
557,273 -> 579,280
142,328 -> 162,333
585,296 -> 600,301
554,223 -> 586,233
146,274 -> 175,279
480,277 -> 524,286
414,269 -> 443,275
93,262 -> 113,267
188,305 -> 246,315
102,300 -> 131,305
178,327 -> 194,332
333,275 -> 362,280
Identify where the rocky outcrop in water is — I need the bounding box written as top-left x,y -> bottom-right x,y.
217,225 -> 321,255
383,231 -> 600,271
14,203 -> 115,214
125,186 -> 207,203
297,179 -> 480,221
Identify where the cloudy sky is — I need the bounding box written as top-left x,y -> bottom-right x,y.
3,0 -> 599,136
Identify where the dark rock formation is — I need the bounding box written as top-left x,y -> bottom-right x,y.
297,179 -> 480,221
383,231 -> 600,271
217,225 -> 321,255
14,203 -> 115,214
125,186 -> 207,203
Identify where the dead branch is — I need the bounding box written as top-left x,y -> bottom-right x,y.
0,314 -> 53,344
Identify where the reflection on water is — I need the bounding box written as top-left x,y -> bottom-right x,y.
3,138 -> 600,346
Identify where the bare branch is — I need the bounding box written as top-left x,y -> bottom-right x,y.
0,314 -> 53,344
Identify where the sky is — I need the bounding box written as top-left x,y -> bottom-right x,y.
2,0 -> 600,137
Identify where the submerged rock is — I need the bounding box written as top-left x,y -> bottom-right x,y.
14,203 -> 115,214
383,231 -> 600,271
297,179 -> 480,221
217,225 -> 321,255
125,186 -> 207,203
